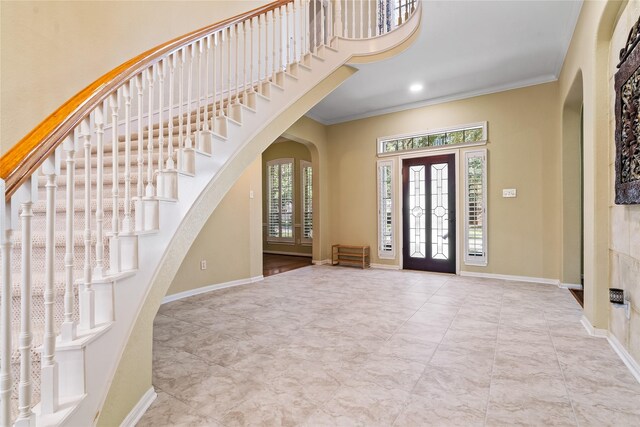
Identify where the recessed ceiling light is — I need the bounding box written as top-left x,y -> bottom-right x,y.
409,83 -> 423,93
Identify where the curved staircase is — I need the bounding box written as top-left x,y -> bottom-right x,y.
0,1 -> 421,425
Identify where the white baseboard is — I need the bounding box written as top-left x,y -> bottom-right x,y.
263,250 -> 312,257
162,275 -> 264,304
559,282 -> 583,290
580,315 -> 609,338
459,271 -> 560,286
580,315 -> 640,384
312,259 -> 331,265
120,386 -> 156,427
370,263 -> 401,270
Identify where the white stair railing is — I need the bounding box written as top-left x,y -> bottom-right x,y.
0,1 -> 417,425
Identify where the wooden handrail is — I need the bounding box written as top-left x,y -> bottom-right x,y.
0,0 -> 291,201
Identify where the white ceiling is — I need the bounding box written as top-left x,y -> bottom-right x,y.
307,0 -> 583,124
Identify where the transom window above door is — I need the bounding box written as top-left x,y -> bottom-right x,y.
378,122 -> 487,155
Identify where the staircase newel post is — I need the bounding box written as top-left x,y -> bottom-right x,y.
14,175 -> 37,427
80,117 -> 96,330
61,133 -> 78,342
122,82 -> 133,233
0,180 -> 13,427
40,147 -> 61,415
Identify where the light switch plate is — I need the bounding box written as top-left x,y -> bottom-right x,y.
503,188 -> 517,198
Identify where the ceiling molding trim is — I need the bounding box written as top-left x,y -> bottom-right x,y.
308,74 -> 559,125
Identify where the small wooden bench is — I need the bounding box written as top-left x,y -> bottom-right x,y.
332,244 -> 370,269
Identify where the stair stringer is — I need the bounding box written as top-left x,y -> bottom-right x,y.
51,7 -> 423,427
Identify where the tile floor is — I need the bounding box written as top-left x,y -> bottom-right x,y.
139,266 -> 640,426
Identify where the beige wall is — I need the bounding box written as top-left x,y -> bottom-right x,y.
0,0 -> 267,154
558,0 -> 626,330
325,82 -> 562,278
262,139 -> 313,256
167,157 -> 263,296
607,0 -> 640,366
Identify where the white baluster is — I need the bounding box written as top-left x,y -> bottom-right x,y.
234,24 -> 240,104
404,0 -> 409,22
227,27 -> 232,116
212,32 -> 218,126
122,82 -> 133,233
335,0 -> 343,38
178,49 -> 185,153
15,188 -> 36,427
203,37 -> 210,132
243,22 -> 248,95
367,0 -> 371,37
305,0 -> 310,55
94,104 -> 106,278
145,66 -> 156,198
285,4 -> 291,66
257,16 -> 263,88
167,55 -> 176,170
226,26 -> 232,113
40,148 -> 60,415
352,0 -> 355,38
195,40 -> 202,139
157,59 -> 166,193
279,7 -> 284,69
109,92 -> 121,274
0,181 -> 13,427
321,1 -> 326,45
249,19 -> 255,91
185,46 -> 194,149
135,74 -> 145,210
219,31 -> 226,118
272,10 -> 277,76
80,118 -> 95,329
313,0 -> 318,49
328,0 -> 333,40
61,133 -> 78,342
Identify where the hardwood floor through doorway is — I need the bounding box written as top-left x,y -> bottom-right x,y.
263,253 -> 312,277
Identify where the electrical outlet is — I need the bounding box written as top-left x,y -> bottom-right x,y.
502,188 -> 517,198
200,259 -> 207,270
249,190 -> 254,199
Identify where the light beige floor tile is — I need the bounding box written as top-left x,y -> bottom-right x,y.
147,266 -> 640,426
137,390 -> 222,427
394,394 -> 486,426
308,379 -> 410,427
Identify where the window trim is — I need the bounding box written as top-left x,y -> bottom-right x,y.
377,158 -> 395,259
300,160 -> 313,244
266,158 -> 295,243
377,121 -> 488,157
464,149 -> 488,266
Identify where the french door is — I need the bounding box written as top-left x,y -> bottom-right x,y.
402,154 -> 456,273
